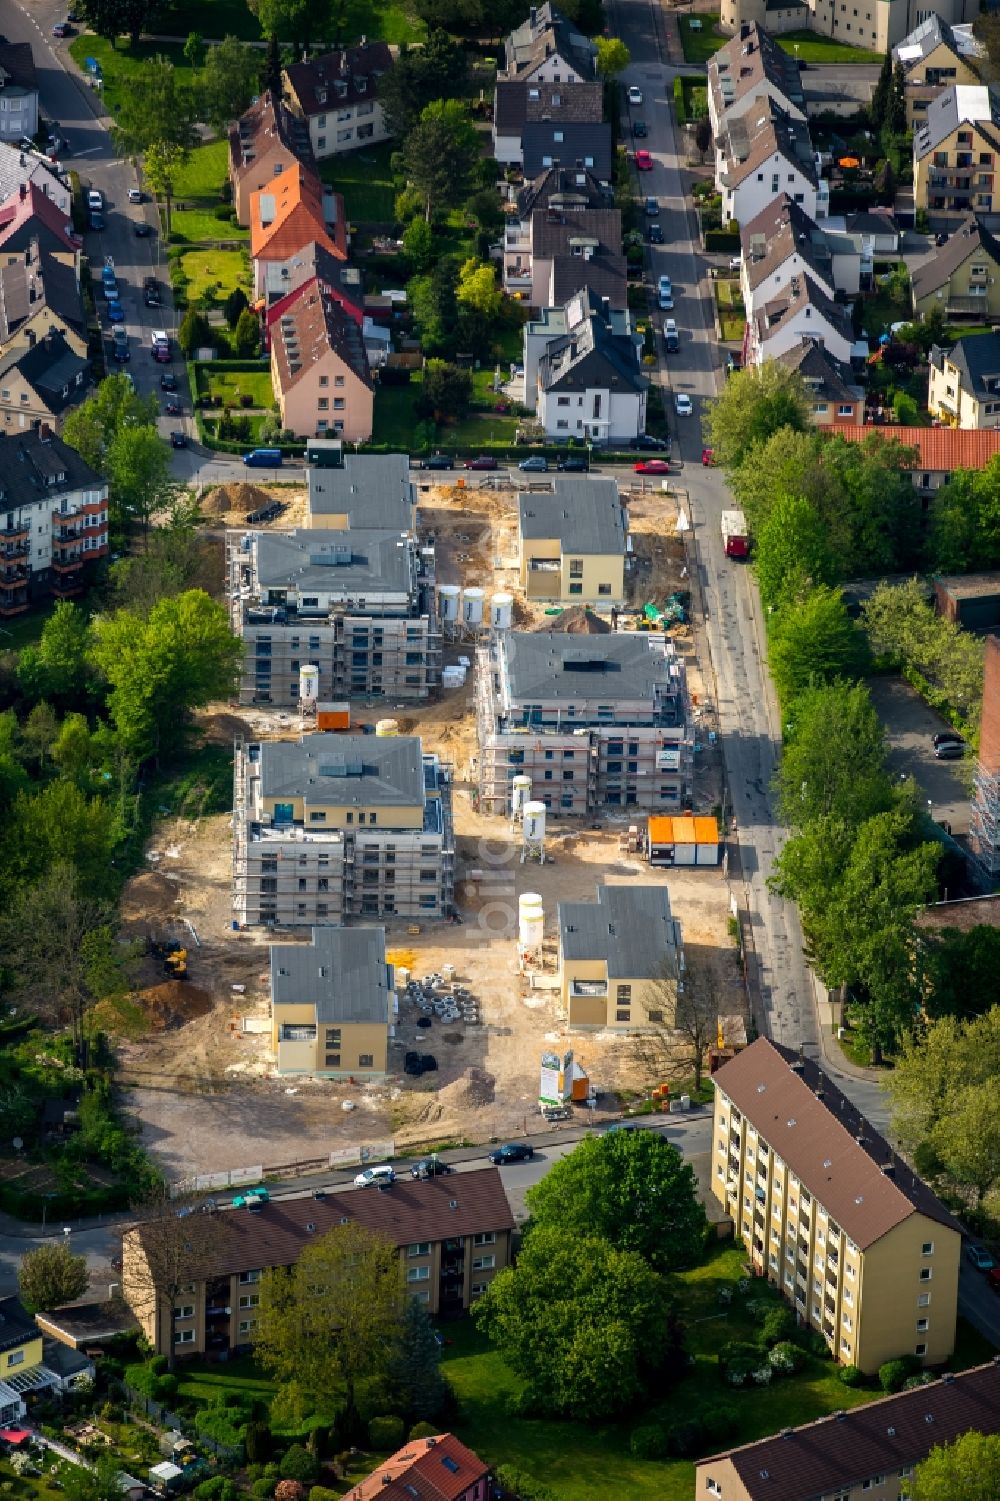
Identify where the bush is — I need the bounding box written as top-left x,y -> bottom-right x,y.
251,1481 -> 274,1499
719,1340 -> 763,1370
246,1423 -> 272,1463
768,1341 -> 804,1374
195,1407 -> 244,1448
704,228 -> 740,251
367,1416 -> 404,1452
408,1423 -> 439,1440
195,1481 -> 238,1501
494,1467 -> 562,1501
839,1364 -> 863,1388
274,1485 -> 304,1501
150,1356 -> 168,1375
279,1447 -> 318,1485
153,1374 -> 178,1401
760,1307 -> 794,1347
664,1418 -> 706,1458
880,1356 -> 920,1393
308,1490 -> 340,1501
629,1424 -> 669,1460
699,1404 -> 738,1444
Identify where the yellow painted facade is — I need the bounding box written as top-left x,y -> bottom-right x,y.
913,116 -> 998,216
261,792 -> 424,829
0,1334 -> 42,1375
519,536 -> 624,604
271,999 -> 389,1076
559,956 -> 677,1030
928,349 -> 1000,428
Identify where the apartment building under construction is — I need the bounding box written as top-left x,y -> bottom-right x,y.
476,630 -> 690,815
233,733 -> 454,927
228,527 -> 440,705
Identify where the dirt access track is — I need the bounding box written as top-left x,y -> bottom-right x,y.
115,480 -> 738,1182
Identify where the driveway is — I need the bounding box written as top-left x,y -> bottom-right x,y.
867,675 -> 971,835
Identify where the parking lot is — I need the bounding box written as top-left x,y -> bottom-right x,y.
867,675 -> 971,834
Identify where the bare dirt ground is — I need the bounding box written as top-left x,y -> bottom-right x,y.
115,481 -> 737,1181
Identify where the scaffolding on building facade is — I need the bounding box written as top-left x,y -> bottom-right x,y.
969,762 -> 1000,876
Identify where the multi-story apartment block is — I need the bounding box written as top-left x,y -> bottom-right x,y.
228,91 -> 314,227
913,83 -> 1000,223
122,1167 -> 515,1356
558,883 -> 682,1030
233,733 -> 454,927
695,1360 -> 1000,1501
270,925 -> 394,1077
493,78 -> 604,167
283,43 -> 393,162
502,166 -> 624,307
536,291 -> 647,443
0,45 -> 38,143
304,450 -> 417,533
517,477 -> 628,605
228,525 -> 439,705
928,331 -> 1000,428
745,272 -> 853,368
893,15 -> 983,130
476,630 -> 690,815
722,0 -> 977,57
713,1038 -> 960,1373
0,424 -> 108,616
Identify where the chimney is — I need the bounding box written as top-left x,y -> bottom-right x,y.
38,422 -> 51,441
530,5 -> 537,23
26,329 -> 35,348
18,182 -> 25,201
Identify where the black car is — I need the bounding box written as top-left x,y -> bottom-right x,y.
933,731 -> 963,748
134,223 -> 153,238
159,372 -> 177,391
489,1142 -> 535,1165
632,119 -> 647,138
170,431 -> 187,449
632,433 -> 671,451
648,223 -> 664,244
89,212 -> 104,232
557,456 -> 588,472
410,1157 -> 453,1179
423,453 -> 454,470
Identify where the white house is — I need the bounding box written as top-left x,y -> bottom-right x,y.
717,101 -> 825,224
746,272 -> 853,367
282,43 -> 393,161
0,45 -> 38,144
503,3 -> 596,83
707,21 -> 806,138
740,194 -> 851,318
536,288 -> 647,442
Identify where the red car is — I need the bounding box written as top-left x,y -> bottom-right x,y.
988,1268 -> 1000,1295
634,458 -> 671,475
702,447 -> 715,466
464,455 -> 498,470
634,150 -> 654,171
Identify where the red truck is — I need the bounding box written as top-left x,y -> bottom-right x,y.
721,509 -> 749,560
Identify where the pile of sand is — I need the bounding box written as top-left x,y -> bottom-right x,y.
438,1067 -> 496,1109
121,870 -> 180,923
199,712 -> 248,745
200,482 -> 273,518
132,981 -> 213,1031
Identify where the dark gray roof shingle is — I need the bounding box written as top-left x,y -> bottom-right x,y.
502,632 -> 678,704
911,215 -> 1000,300
559,884 -> 680,979
271,926 -> 391,1024
307,453 -> 413,529
930,329 -> 1000,397
522,121 -> 612,181
257,734 -> 426,808
518,477 -> 626,552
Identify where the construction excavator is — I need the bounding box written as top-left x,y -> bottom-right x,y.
148,938 -> 189,980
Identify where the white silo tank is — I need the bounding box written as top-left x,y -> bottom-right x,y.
375,718 -> 399,737
299,664 -> 320,704
463,587 -> 485,625
511,774 -> 532,818
518,892 -> 544,950
491,592 -> 513,630
438,584 -> 461,622
523,801 -> 546,855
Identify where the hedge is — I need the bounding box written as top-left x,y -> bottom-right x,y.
704,228 -> 740,251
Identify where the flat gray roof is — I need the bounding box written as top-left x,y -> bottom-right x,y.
256,734 -> 425,807
559,883 -> 679,979
518,476 -> 626,554
502,632 -> 677,702
270,925 -> 391,1024
307,453 -> 414,530
254,528 -> 413,595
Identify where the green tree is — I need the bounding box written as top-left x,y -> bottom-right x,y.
3,778 -> 120,896
253,1222 -> 405,1426
109,525 -> 217,613
768,585 -> 869,706
704,361 -> 811,470
199,35 -> 261,132
112,59 -> 198,234
402,218 -> 435,274
407,257 -> 460,356
178,308 -> 212,358
456,258 -> 503,322
80,0 -> 156,47
59,1459 -> 131,1501
464,190 -> 504,237
0,711 -> 27,816
473,1227 -> 682,1420
183,29 -> 204,66
107,424 -> 176,537
247,0 -> 309,47
389,1296 -> 447,1422
50,713 -> 99,783
525,1131 -> 706,1273
731,428 -> 843,541
225,286 -> 250,330
595,36 -> 631,78
402,99 -> 479,221
415,360 -> 472,424
378,32 -> 466,138
234,307 -> 261,357
862,579 -> 984,733
928,455 -> 1000,572
921,927 -> 1000,1022
821,431 -> 921,575
885,59 -> 907,136
89,590 -> 241,762
18,1241 -> 89,1313
16,601 -> 96,709
775,680 -> 890,832
912,1430 -> 1000,1501
870,48 -> 892,132
62,373 -> 159,473
20,701 -> 59,771
754,492 -> 839,612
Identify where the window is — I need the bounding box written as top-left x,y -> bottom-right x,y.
358,1053 -> 374,1067
922,1242 -> 934,1255
325,1054 -> 341,1067
916,1317 -> 928,1331
239,1270 -> 260,1284
408,1242 -> 431,1257
174,1329 -> 195,1345
917,1292 -> 931,1307
616,984 -> 632,1004
471,1282 -> 488,1298
407,1265 -> 430,1282
616,1010 -> 631,1023
238,1320 -> 256,1336
472,1254 -> 495,1271
239,1293 -> 260,1309
919,1268 -> 932,1281
915,1343 -> 927,1356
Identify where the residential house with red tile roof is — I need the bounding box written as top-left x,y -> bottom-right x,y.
341,1434 -> 489,1501
249,163 -> 346,299
828,421 -> 1000,489
696,1361 -> 1000,1501
261,241 -> 364,327
228,92 -> 315,227
283,43 -> 393,162
779,339 -> 863,427
713,1037 -> 960,1373
0,183 -> 80,275
270,280 -> 372,440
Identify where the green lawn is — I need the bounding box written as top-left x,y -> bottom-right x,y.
372,378 -> 519,448
776,29 -> 883,63
177,1354 -> 276,1405
715,277 -> 746,342
170,205 -> 248,245
442,1244 -> 875,1501
202,368 -> 274,407
0,610 -> 47,651
68,35 -> 192,116
675,75 -> 709,125
173,139 -> 231,199
180,247 -> 251,304
678,14 -> 726,63
320,142 -> 397,224
161,0 -> 424,41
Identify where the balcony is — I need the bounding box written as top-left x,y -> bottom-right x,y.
0,588 -> 28,616
0,540 -> 29,562
0,521 -> 28,544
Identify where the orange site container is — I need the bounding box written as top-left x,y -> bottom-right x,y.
317,702 -> 350,731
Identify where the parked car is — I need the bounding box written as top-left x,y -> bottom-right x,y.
675,392 -> 693,416
127,188 -> 143,204
159,371 -> 177,391
632,433 -> 670,450
632,119 -> 647,138
112,329 -> 129,363
88,211 -> 104,232
51,21 -> 68,35
634,458 -> 671,475
627,85 -> 643,105
163,401 -> 184,416
243,448 -> 283,468
557,456 -> 588,471
989,1268 -> 1000,1295
634,149 -> 654,171
410,1157 -> 453,1179
648,223 -> 664,244
728,255 -> 741,272
658,275 -> 673,309
134,222 -> 153,238
169,431 -> 187,449
464,455 -> 498,470
933,731 -> 964,748
967,1244 -> 995,1270
935,741 -> 964,760
644,196 -> 659,217
86,188 -> 102,211
663,318 -> 679,352
423,453 -> 454,470
519,455 -> 548,471
489,1142 -> 535,1165
354,1165 -> 395,1188
106,300 -> 124,323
